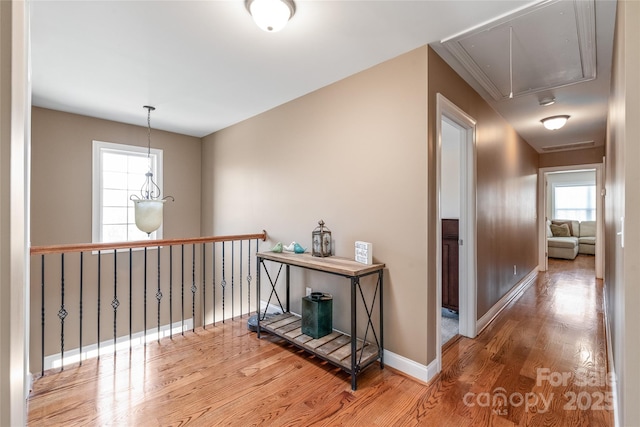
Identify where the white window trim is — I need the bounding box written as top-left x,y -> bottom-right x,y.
92,140 -> 164,244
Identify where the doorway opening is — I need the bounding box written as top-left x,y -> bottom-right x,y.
538,164 -> 604,279
435,94 -> 477,371
440,119 -> 461,346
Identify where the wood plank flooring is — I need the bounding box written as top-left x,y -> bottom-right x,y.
27,255 -> 613,426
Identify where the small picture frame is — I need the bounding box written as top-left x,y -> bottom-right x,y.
355,241 -> 372,265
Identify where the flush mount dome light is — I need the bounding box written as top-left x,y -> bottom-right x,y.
541,115 -> 570,130
246,0 -> 295,32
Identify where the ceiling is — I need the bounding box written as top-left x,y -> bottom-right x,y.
30,0 -> 616,153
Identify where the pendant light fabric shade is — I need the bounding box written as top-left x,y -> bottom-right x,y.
246,0 -> 295,32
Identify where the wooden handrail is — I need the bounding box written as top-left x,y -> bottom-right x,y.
30,231 -> 267,255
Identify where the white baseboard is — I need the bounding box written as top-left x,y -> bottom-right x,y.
39,318 -> 193,372
602,283 -> 620,427
261,302 -> 441,384
476,268 -> 538,334
383,349 -> 439,384
25,371 -> 33,400
260,301 -> 286,315
383,268 -> 538,387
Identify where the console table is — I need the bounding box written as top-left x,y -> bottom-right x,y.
255,251 -> 385,390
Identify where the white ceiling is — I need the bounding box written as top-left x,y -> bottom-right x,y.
31,0 -> 616,153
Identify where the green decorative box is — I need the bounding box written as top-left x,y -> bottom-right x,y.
302,293 -> 333,339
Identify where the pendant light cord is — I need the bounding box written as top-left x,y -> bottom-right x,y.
132,105 -> 173,203
144,105 -> 155,169
509,26 -> 514,99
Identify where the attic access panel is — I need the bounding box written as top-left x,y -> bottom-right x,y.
442,0 -> 596,101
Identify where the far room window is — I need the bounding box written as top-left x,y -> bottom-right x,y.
92,140 -> 164,243
553,184 -> 596,221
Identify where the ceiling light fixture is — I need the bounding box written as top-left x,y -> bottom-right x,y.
541,115 -> 570,130
130,106 -> 174,235
245,0 -> 295,32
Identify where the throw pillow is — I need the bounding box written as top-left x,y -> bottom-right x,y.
550,223 -> 571,237
552,220 -> 573,236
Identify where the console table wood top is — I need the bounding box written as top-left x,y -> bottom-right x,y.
256,251 -> 385,277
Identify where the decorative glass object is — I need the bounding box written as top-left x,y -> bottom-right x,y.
312,220 -> 332,257
132,199 -> 167,234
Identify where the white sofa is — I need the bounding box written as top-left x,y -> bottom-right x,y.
547,219 -> 596,260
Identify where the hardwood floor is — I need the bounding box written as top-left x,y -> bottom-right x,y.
28,255 -> 613,426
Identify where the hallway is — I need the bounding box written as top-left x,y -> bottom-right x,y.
27,255 -> 613,426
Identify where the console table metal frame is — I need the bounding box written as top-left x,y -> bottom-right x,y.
255,251 -> 385,390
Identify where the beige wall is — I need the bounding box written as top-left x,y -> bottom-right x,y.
427,48 -> 539,339
31,107 -> 202,245
30,108 -> 202,372
203,45 -> 539,368
539,146 -> 605,168
203,47 -> 430,365
605,1 -> 640,425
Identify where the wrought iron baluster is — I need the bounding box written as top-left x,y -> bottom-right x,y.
97,250 -> 101,358
202,243 -> 206,328
79,252 -> 83,366
129,248 -> 132,348
247,240 -> 252,314
191,243 -> 196,332
240,240 -> 243,318
112,249 -> 119,354
144,247 -> 147,345
170,245 -> 173,339
181,244 -> 184,335
212,243 -> 216,324
157,246 -> 162,342
232,240 -> 235,320
221,242 -> 226,323
59,253 -> 68,371
40,255 -> 45,377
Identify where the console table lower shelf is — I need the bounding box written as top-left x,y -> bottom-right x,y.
259,312 -> 380,373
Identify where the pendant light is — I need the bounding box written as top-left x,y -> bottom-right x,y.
130,106 -> 174,235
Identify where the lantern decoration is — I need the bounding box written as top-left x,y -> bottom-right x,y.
312,220 -> 332,257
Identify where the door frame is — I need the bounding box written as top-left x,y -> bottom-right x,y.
537,163 -> 604,278
435,94 -> 477,371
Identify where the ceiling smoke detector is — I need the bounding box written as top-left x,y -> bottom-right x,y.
539,97 -> 556,107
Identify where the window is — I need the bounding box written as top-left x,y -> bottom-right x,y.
553,184 -> 596,221
92,141 -> 164,243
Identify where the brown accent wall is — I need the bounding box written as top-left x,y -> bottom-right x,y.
427,47 -> 539,360
203,47 -> 431,365
539,146 -> 605,168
